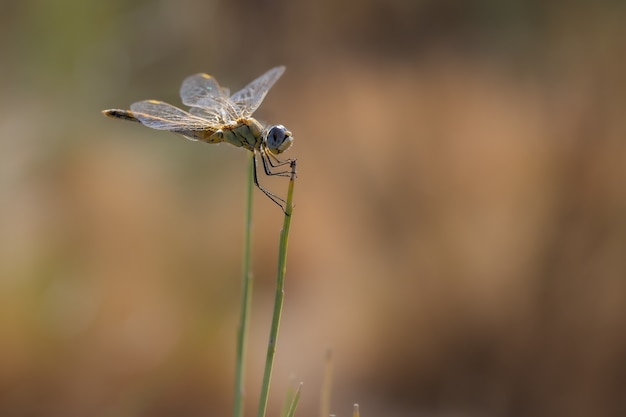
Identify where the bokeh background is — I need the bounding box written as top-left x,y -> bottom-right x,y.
1,1 -> 625,416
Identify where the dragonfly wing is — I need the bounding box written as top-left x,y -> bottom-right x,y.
187,103 -> 235,125
180,73 -> 242,123
230,66 -> 285,117
180,73 -> 229,108
130,100 -> 211,131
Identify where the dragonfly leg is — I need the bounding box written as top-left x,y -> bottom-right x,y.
252,152 -> 288,211
267,151 -> 295,168
260,148 -> 294,178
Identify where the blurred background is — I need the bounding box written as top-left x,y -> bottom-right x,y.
1,0 -> 625,416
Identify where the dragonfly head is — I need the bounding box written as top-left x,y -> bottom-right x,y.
265,125 -> 293,154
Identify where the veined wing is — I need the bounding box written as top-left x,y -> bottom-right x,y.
180,73 -> 240,123
187,96 -> 242,124
180,73 -> 229,109
130,100 -> 215,131
230,66 -> 285,117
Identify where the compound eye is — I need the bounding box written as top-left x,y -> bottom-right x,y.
266,125 -> 293,154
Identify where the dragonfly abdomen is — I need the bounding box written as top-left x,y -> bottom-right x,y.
102,109 -> 140,123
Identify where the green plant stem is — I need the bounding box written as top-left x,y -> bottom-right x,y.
285,382 -> 303,417
233,152 -> 256,417
257,160 -> 297,417
319,349 -> 333,417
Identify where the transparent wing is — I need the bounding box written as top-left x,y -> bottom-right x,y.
187,101 -> 235,125
180,73 -> 242,123
230,66 -> 285,117
180,73 -> 230,109
130,100 -> 215,131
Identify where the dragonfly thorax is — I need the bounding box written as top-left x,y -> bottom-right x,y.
265,125 -> 293,154
210,118 -> 265,151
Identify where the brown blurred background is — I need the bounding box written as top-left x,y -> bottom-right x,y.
1,1 -> 625,416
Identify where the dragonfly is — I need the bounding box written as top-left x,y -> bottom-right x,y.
102,66 -> 295,210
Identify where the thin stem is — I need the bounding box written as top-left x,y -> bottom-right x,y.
280,378 -> 297,417
285,383 -> 303,417
257,160 -> 297,417
233,152 -> 256,417
319,349 -> 333,417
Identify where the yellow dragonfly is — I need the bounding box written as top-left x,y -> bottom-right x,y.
102,66 -> 294,209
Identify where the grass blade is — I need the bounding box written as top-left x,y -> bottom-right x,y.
233,152 -> 256,417
285,382 -> 303,417
257,160 -> 297,417
319,349 -> 333,417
